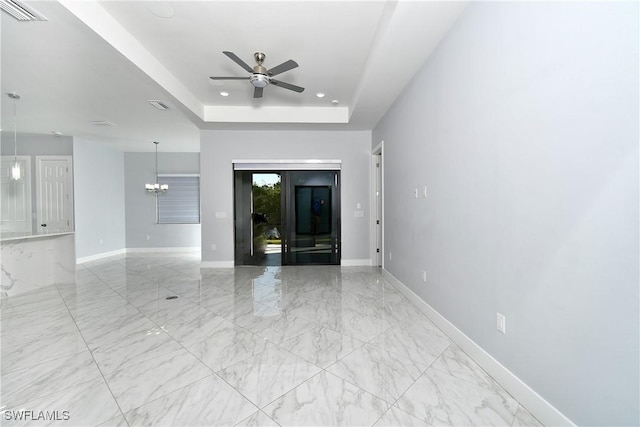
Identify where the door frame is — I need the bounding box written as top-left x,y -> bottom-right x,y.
233,160 -> 342,266
36,155 -> 74,233
371,141 -> 384,268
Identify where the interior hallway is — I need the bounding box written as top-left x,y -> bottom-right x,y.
1,253 -> 542,426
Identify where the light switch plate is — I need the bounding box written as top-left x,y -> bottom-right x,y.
496,312 -> 506,334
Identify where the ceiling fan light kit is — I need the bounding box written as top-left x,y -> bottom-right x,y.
210,51 -> 305,99
250,74 -> 270,88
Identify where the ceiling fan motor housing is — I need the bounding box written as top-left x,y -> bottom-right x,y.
249,52 -> 270,87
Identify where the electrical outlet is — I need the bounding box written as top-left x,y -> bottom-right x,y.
99,238 -> 103,245
211,243 -> 216,251
496,312 -> 506,334
389,252 -> 392,261
422,271 -> 427,283
146,235 -> 150,240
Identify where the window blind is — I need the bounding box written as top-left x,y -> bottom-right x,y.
157,176 -> 200,224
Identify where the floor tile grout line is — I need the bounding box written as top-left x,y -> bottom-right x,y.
97,270 -> 261,421
210,302 -> 364,423
211,366 -> 274,422
276,325 -> 367,369
386,342 -> 458,425
9,254 -> 534,426
70,264 -> 218,404
80,262 -> 226,421
213,336 -> 326,415
327,312 -> 448,421
424,341 -> 526,422
52,283 -> 131,427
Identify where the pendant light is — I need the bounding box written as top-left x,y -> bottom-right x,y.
145,141 -> 168,192
8,92 -> 21,181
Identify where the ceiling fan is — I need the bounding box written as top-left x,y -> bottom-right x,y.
210,51 -> 305,99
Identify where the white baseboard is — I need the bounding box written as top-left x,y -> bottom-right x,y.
126,247 -> 200,253
200,261 -> 234,268
381,269 -> 575,427
341,259 -> 372,266
76,248 -> 126,264
77,247 -> 200,264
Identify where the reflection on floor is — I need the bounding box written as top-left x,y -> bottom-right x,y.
1,252 -> 543,426
252,236 -> 334,266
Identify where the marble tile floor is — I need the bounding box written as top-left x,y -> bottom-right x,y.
1,253 -> 543,426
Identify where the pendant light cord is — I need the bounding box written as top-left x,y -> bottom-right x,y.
12,95 -> 17,161
154,141 -> 159,185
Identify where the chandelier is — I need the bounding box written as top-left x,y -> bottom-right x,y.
145,141 -> 168,193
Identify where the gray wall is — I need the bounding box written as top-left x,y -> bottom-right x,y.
73,138 -> 126,259
124,152 -> 200,248
1,133 -> 73,156
200,130 -> 371,264
373,2 -> 638,426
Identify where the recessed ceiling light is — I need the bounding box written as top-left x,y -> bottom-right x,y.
220,91 -> 229,97
316,93 -> 325,98
331,100 -> 339,105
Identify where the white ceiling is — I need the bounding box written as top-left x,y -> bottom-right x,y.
1,0 -> 467,152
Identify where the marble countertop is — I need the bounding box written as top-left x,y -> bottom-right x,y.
0,231 -> 75,243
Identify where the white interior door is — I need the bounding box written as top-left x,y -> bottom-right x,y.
0,156 -> 32,233
36,156 -> 73,233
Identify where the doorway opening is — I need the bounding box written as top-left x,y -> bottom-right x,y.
253,173 -> 282,265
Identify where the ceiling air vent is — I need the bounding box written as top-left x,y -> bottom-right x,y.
89,120 -> 116,127
0,0 -> 47,21
148,100 -> 170,110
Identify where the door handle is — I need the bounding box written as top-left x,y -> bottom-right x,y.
40,224 -> 47,227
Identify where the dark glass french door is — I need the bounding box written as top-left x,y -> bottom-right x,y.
234,170 -> 340,266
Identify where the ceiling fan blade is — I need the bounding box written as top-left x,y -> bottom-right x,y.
270,79 -> 305,93
223,51 -> 254,73
268,59 -> 298,77
253,87 -> 264,98
209,76 -> 249,80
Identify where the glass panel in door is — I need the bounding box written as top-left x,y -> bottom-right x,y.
281,171 -> 340,265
